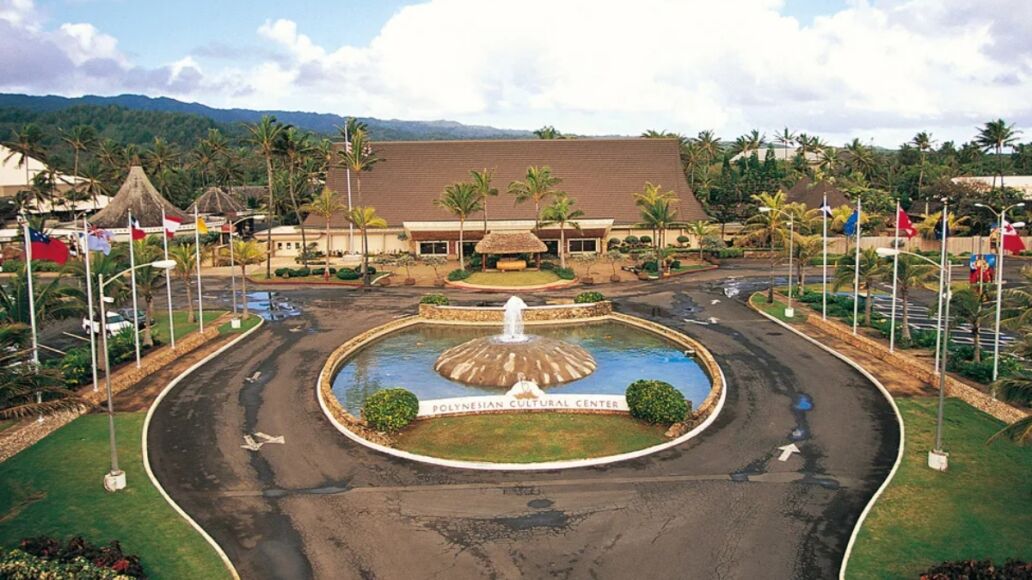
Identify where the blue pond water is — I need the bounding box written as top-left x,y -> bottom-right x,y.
332,321 -> 712,414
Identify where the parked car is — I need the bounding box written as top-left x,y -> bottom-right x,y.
118,309 -> 153,329
82,311 -> 133,336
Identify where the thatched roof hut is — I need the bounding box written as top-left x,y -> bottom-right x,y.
188,186 -> 245,216
474,231 -> 547,255
90,166 -> 187,228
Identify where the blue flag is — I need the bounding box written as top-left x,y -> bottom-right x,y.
843,209 -> 860,236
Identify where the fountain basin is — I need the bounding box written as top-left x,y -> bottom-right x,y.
434,335 -> 597,387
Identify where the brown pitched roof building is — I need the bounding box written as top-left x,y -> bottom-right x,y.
91,166 -> 187,228
786,176 -> 850,209
310,138 -> 706,228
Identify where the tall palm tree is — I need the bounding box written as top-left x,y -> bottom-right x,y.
434,182 -> 483,269
694,130 -> 722,163
891,254 -> 938,341
975,119 -> 1021,191
508,166 -> 564,233
988,332 -> 1032,444
76,163 -> 110,211
59,125 -> 96,199
540,194 -> 584,269
743,190 -> 791,303
280,127 -> 313,265
130,238 -> 165,347
232,240 -> 267,318
0,267 -> 84,326
337,127 -> 380,207
347,207 -> 388,287
844,138 -> 877,179
246,115 -> 285,278
775,128 -> 797,162
686,220 -> 713,261
168,243 -> 197,323
947,287 -> 994,363
301,189 -> 346,279
833,248 -> 889,326
3,123 -> 46,190
731,130 -> 765,157
911,131 -> 934,200
95,138 -> 124,183
145,137 -> 180,199
534,126 -> 563,139
635,182 -> 680,250
469,168 -> 498,233
793,234 -> 822,288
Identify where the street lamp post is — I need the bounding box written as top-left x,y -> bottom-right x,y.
225,216 -> 252,328
973,202 -> 1025,382
760,206 -> 795,317
98,259 -> 176,492
877,247 -> 952,471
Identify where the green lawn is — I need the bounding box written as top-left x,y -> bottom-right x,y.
394,413 -> 667,462
464,270 -> 562,287
847,397 -> 1032,579
0,413 -> 229,579
151,310 -> 226,343
218,313 -> 262,335
750,292 -> 807,324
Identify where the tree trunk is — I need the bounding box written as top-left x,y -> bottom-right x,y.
240,265 -> 249,318
973,319 -> 981,363
265,156 -> 274,278
559,224 -> 566,269
362,228 -> 370,287
901,288 -> 912,340
458,217 -> 465,269
142,297 -> 154,347
768,260 -> 775,303
865,285 -> 873,326
325,219 -> 332,280
483,199 -> 488,233
183,276 -> 195,323
288,163 -> 309,268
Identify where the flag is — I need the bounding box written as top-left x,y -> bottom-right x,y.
896,208 -> 917,239
130,217 -> 146,240
969,254 -> 996,284
843,209 -> 860,236
196,216 -> 209,235
28,228 -> 69,265
1001,221 -> 1026,254
163,214 -> 182,239
86,224 -> 112,255
819,201 -> 834,218
221,223 -> 232,233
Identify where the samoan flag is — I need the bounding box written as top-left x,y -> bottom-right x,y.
28,228 -> 69,265
843,209 -> 860,236
87,224 -> 112,255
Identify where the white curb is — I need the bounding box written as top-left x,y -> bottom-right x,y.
749,303 -> 905,580
142,317 -> 265,580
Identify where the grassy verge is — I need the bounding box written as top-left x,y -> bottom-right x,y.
847,397 -> 1032,579
465,270 -> 562,286
394,413 -> 667,462
0,413 -> 229,579
151,310 -> 226,343
218,313 -> 261,335
749,292 -> 806,323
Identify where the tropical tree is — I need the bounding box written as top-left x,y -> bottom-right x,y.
59,125 -> 96,196
508,166 -> 564,232
0,348 -> 81,419
634,182 -> 679,248
129,239 -> 166,347
280,127 -> 313,265
915,211 -> 971,240
793,234 -> 822,289
775,127 -> 797,162
434,182 -> 482,269
469,168 -> 498,233
731,130 -> 765,157
337,127 -> 380,206
3,123 -> 46,190
911,131 -> 935,200
833,248 -> 888,326
232,240 -> 267,318
301,188 -> 346,279
168,243 -> 197,323
347,206 -> 388,286
694,130 -> 722,163
743,191 -> 793,303
540,194 -> 584,269
534,126 -> 563,139
975,119 -> 1021,191
246,115 -> 285,278
988,331 -> 1032,444
0,268 -> 84,326
890,254 -> 938,341
686,220 -> 713,261
946,287 -> 994,363
844,138 -> 877,179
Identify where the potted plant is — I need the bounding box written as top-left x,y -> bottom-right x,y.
605,249 -> 624,283
573,253 -> 598,284
421,255 -> 447,287
396,254 -> 417,285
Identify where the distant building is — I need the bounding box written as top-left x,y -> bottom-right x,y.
730,146 -> 821,164
0,144 -> 82,197
952,176 -> 1032,199
785,177 -> 849,209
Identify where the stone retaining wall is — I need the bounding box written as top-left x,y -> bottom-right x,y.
418,300 -> 612,324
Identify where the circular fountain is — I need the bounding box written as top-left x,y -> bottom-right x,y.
433,297 -> 597,387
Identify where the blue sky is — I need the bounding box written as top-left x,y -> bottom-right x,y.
2,0 -> 1029,145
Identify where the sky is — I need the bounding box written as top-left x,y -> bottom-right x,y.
1,0 -> 1030,147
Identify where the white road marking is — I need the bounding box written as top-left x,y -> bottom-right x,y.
777,443 -> 800,462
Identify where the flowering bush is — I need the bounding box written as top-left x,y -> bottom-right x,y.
1,535 -> 146,578
363,388 -> 419,432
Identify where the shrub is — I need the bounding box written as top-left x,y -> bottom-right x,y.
642,260 -> 659,272
639,235 -> 653,245
274,267 -> 291,278
419,293 -> 449,305
363,388 -> 419,432
555,267 -> 576,280
574,291 -> 605,303
607,238 -> 622,249
366,266 -> 377,275
10,535 -> 145,578
705,247 -> 745,259
676,235 -> 691,245
625,380 -> 690,425
539,261 -> 556,271
670,259 -> 681,270
336,268 -> 360,280
624,235 -> 639,246
53,348 -> 92,387
447,268 -> 471,281
919,559 -> 1030,579
291,267 -> 311,277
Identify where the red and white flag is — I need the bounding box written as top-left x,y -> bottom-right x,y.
163,214 -> 182,239
130,217 -> 146,241
896,207 -> 917,239
1001,220 -> 1026,255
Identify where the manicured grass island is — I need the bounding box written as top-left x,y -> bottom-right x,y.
847,397 -> 1032,579
749,292 -> 807,324
464,270 -> 562,287
393,413 -> 668,463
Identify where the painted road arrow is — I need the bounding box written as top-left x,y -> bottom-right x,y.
255,432 -> 285,445
777,443 -> 800,461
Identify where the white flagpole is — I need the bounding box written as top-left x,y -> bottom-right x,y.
21,217 -> 39,364
161,208 -> 176,350
83,218 -> 99,391
992,213 -> 1006,381
194,205 -> 204,332
822,193 -> 828,320
889,200 -> 901,352
344,122 -> 355,254
933,200 -> 948,373
852,197 -> 861,335
127,210 -> 141,368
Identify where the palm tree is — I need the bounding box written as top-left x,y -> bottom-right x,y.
947,287 -> 994,363
634,181 -> 678,248
508,166 -> 564,233
347,207 -> 388,286
891,254 -> 938,341
988,332 -> 1032,444
168,243 -> 197,323
144,137 -> 180,200
915,211 -> 970,240
686,220 -> 713,261
694,130 -> 722,163
469,168 -> 498,233
280,127 -> 313,266
793,234 -> 822,289
534,126 -> 563,139
95,138 -> 124,183
0,352 -> 81,419
246,115 -> 285,278
301,189 -> 345,279
844,138 -> 876,179
775,128 -> 797,162
337,127 -> 380,207
434,182 -> 483,269
911,132 -> 934,200
540,195 -> 584,269
130,238 -> 165,347
232,240 -> 267,318
77,163 -> 110,211
731,130 -> 765,156
0,267 -> 84,328
975,119 -> 1021,191
59,125 -> 96,201
833,248 -> 888,326
3,123 -> 46,191
743,191 -> 792,303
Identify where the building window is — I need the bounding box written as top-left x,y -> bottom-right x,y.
569,239 -> 597,253
277,242 -> 284,250
419,241 -> 448,255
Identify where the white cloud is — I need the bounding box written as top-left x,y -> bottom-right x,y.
57,22 -> 126,66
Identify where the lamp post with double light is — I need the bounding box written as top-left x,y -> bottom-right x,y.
759,206 -> 795,317
98,259 -> 176,491
973,202 -> 1025,382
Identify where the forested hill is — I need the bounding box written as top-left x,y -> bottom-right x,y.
0,93 -> 534,141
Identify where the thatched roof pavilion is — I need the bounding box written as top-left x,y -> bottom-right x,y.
91,166 -> 187,228
188,186 -> 245,216
475,231 -> 547,255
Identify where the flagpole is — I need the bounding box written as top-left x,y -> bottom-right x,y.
344,122 -> 355,254
933,199 -> 948,374
852,197 -> 861,335
992,211 -> 1006,382
889,200 -> 901,352
822,193 -> 828,320
229,222 -> 238,318
127,210 -> 141,368
194,205 -> 204,333
161,208 -> 176,350
83,218 -> 99,391
21,217 -> 39,364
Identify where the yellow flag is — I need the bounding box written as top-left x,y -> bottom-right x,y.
196,217 -> 208,234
